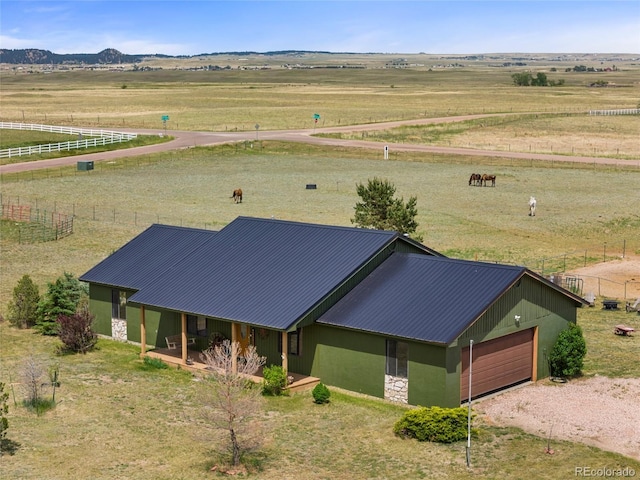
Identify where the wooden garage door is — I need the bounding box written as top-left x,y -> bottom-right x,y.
460,329 -> 534,402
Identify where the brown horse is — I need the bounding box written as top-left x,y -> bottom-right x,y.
481,174 -> 496,187
468,173 -> 482,186
231,188 -> 243,203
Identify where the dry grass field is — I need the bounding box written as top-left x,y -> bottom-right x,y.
2,53 -> 639,133
1,142 -> 638,311
1,54 -> 639,478
1,323 -> 638,480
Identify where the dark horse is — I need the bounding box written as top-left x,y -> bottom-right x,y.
231,188 -> 243,203
481,174 -> 496,187
469,173 -> 482,186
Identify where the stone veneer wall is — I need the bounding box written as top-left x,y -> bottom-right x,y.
384,374 -> 408,403
111,318 -> 127,342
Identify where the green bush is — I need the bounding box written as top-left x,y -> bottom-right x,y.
393,406 -> 476,443
312,383 -> 331,404
143,356 -> 169,369
262,365 -> 287,396
549,322 -> 587,378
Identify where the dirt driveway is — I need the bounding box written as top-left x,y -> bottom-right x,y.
565,255 -> 640,301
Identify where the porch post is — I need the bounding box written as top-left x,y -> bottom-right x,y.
140,306 -> 146,356
231,323 -> 238,374
281,331 -> 288,374
181,313 -> 188,364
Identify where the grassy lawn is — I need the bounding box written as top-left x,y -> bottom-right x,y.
1,323 -> 638,480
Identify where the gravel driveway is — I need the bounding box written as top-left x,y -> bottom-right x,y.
476,376 -> 640,461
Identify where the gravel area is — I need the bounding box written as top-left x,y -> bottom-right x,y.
476,376 -> 640,460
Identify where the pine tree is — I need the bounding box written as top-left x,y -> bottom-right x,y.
35,272 -> 88,335
352,177 -> 422,241
7,274 -> 41,329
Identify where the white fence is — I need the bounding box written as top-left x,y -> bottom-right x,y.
588,109 -> 639,116
0,122 -> 137,159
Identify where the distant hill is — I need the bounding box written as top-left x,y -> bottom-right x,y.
0,48 -> 145,64
0,48 -> 350,65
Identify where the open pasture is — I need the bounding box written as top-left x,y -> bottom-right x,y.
1,142 -> 638,309
1,58 -> 638,132
322,113 -> 640,159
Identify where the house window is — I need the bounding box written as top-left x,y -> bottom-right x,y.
386,339 -> 408,378
111,289 -> 127,320
187,315 -> 208,336
278,328 -> 302,356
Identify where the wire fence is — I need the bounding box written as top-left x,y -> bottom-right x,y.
1,202 -> 74,243
0,194 -> 220,232
1,194 -> 638,299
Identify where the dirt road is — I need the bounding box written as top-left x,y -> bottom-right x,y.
2,114 -> 636,174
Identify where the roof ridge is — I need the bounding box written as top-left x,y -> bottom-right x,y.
233,216 -> 397,235
151,223 -> 217,234
401,252 -> 525,270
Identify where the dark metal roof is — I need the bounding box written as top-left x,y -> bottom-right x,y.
317,253 -> 528,345
128,217 -> 400,330
79,224 -> 216,290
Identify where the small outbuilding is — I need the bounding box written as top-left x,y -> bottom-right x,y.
81,216 -> 587,407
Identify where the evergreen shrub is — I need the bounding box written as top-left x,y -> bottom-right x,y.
393,406 -> 476,443
549,322 -> 587,378
312,383 -> 331,404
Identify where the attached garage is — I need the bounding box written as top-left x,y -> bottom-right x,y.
81,217 -> 588,408
460,328 -> 535,402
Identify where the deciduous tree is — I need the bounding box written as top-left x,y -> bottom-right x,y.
199,340 -> 267,468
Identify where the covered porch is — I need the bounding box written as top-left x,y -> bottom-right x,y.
139,307 -> 320,393
144,346 -> 320,393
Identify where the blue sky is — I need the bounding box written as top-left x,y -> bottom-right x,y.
1,1 -> 638,55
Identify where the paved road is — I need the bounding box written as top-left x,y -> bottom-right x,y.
1,114 -> 636,174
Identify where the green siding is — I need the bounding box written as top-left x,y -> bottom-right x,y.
253,328 -> 282,368
89,284 -> 113,336
406,342 -> 449,406
305,324 -> 385,398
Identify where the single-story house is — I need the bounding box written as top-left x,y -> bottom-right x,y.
80,216 -> 588,407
